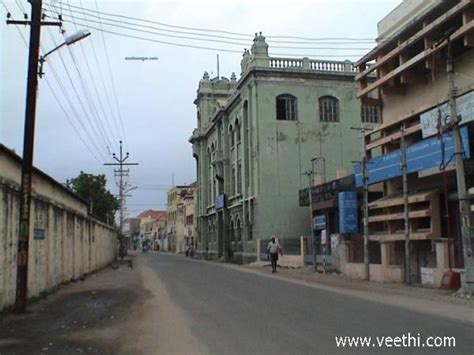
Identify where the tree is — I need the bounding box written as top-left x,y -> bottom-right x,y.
67,171 -> 118,224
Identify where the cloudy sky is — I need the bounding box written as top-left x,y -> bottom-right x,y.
0,0 -> 400,217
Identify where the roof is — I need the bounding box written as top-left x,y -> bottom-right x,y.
136,210 -> 167,220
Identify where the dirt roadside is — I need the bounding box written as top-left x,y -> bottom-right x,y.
0,253 -> 206,355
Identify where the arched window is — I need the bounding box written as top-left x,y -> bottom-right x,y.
319,96 -> 339,122
276,94 -> 297,121
230,219 -> 235,242
236,218 -> 241,242
229,124 -> 234,147
235,120 -> 241,143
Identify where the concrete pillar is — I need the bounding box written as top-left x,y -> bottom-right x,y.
380,241 -> 390,267
435,239 -> 449,270
256,238 -> 261,261
303,57 -> 310,70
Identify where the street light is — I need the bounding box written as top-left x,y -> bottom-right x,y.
15,25 -> 90,312
39,29 -> 91,77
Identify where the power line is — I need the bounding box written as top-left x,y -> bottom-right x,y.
43,16 -> 366,58
93,0 -> 129,153
43,4 -> 373,50
50,1 -> 387,44
3,3 -> 105,164
45,27 -> 111,156
49,0 -> 120,150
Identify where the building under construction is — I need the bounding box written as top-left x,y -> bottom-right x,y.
354,0 -> 474,287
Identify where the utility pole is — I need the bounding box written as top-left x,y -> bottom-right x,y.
352,126 -> 373,281
400,126 -> 411,285
303,170 -> 317,271
104,141 -> 138,257
446,38 -> 474,294
8,0 -> 61,313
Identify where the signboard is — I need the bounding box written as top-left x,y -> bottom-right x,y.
299,188 -> 309,206
299,175 -> 355,206
321,229 -> 327,245
338,191 -> 359,234
313,215 -> 326,230
420,91 -> 474,138
33,228 -> 45,240
215,194 -> 225,211
354,126 -> 470,188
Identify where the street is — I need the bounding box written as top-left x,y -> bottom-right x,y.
0,252 -> 473,355
144,253 -> 473,355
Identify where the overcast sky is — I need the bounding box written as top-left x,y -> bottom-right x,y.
0,0 -> 400,217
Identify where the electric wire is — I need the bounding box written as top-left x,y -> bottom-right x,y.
43,4 -> 374,50
8,20 -> 104,164
44,26 -> 110,159
93,0 -> 129,153
46,26 -> 112,153
54,1 -> 386,43
43,15 -> 366,58
49,2 -> 117,152
49,0 -> 120,151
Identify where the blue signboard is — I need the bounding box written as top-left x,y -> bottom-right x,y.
34,228 -> 45,240
338,192 -> 358,234
354,126 -> 470,187
313,215 -> 326,231
215,194 -> 225,211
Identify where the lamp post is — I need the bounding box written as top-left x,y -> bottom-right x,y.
39,29 -> 91,77
15,27 -> 90,312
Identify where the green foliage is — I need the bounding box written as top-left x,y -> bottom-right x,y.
67,171 -> 118,224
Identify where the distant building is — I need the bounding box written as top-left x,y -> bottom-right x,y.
137,210 -> 167,250
355,0 -> 474,286
123,218 -> 140,249
190,33 -> 378,263
167,185 -> 196,252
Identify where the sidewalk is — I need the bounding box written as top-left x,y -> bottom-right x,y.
239,261 -> 473,324
0,254 -> 145,355
246,261 -> 472,305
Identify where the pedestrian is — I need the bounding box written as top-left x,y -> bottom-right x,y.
185,243 -> 189,257
267,236 -> 282,273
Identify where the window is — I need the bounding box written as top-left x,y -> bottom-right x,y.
229,125 -> 234,147
361,105 -> 381,123
276,94 -> 297,121
319,96 -> 339,122
235,120 -> 241,143
236,218 -> 241,242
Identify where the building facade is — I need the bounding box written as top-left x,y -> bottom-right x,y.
123,217 -> 140,249
137,210 -> 167,251
355,0 -> 474,287
190,33 -> 380,263
167,185 -> 196,252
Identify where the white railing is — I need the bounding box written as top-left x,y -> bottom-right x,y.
269,58 -> 303,69
267,57 -> 361,73
310,59 -> 346,72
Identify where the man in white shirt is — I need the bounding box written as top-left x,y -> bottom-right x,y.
267,237 -> 283,273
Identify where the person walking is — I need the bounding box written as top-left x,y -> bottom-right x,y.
267,237 -> 283,273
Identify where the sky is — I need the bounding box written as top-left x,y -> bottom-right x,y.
0,0 -> 400,217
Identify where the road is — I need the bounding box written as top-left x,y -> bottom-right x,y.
144,253 -> 472,355
0,252 -> 472,355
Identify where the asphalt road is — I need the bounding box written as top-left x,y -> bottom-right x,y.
144,253 -> 473,355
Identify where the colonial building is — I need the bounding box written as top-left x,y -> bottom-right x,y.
190,33 -> 380,263
355,0 -> 474,287
167,184 -> 196,252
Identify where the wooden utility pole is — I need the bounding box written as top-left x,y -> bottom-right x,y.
446,38 -> 474,294
400,126 -> 411,285
352,126 -> 373,281
8,0 -> 61,313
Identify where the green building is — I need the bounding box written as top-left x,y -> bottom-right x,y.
190,33 -> 379,263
